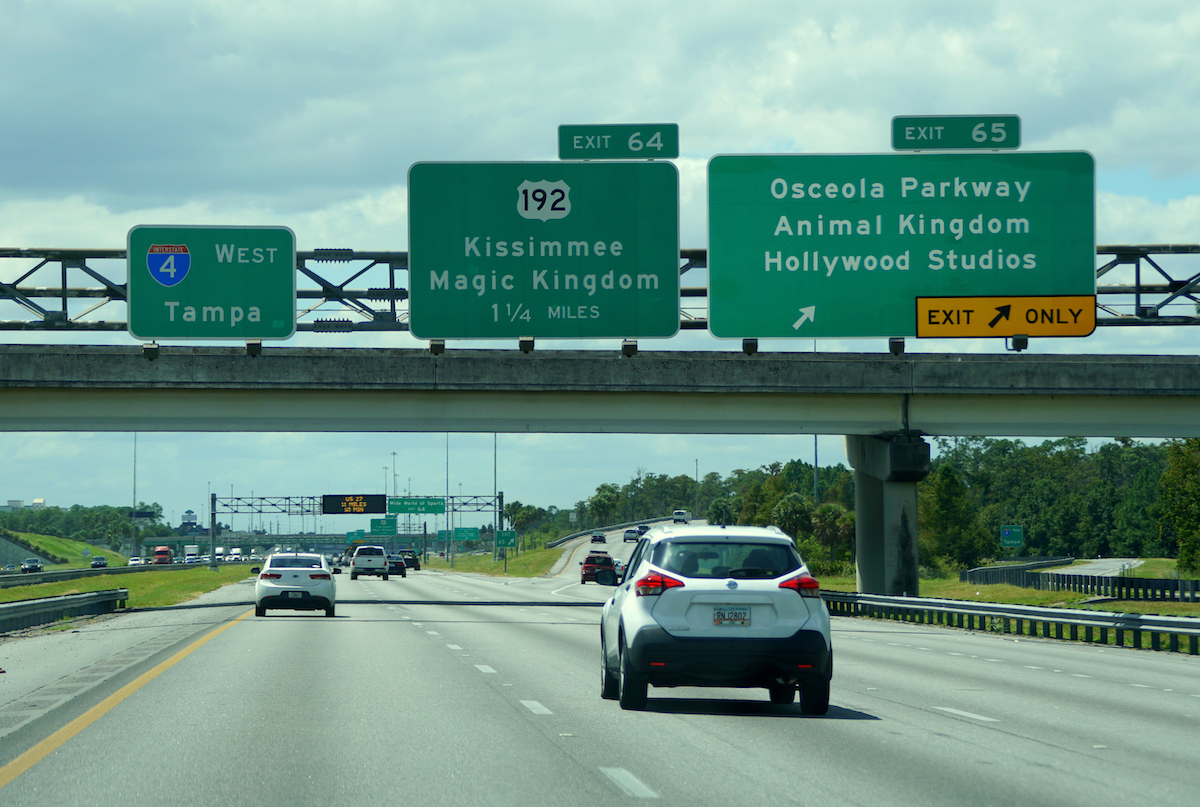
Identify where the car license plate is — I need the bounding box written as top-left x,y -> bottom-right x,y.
713,606 -> 750,626
286,591 -> 303,599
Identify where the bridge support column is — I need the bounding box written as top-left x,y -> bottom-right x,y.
846,434 -> 930,596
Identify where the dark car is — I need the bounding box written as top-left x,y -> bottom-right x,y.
90,556 -> 108,568
400,551 -> 421,571
580,552 -> 614,584
591,531 -> 607,543
386,554 -> 409,577
637,524 -> 650,535
21,558 -> 44,573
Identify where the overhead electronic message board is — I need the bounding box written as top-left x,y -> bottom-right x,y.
127,225 -> 295,340
408,161 -> 679,339
322,494 -> 387,515
707,152 -> 1095,339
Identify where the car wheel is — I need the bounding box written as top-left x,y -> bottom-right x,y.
383,573 -> 389,580
600,632 -> 619,700
768,683 -> 795,704
350,572 -> 358,580
618,639 -> 647,710
325,605 -> 335,618
255,603 -> 266,617
580,578 -> 586,585
800,679 -> 830,715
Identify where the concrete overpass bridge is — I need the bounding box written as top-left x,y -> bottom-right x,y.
2,344 -> 1198,595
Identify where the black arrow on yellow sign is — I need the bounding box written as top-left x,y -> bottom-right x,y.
916,295 -> 1096,338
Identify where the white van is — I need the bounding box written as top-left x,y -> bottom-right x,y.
672,509 -> 690,523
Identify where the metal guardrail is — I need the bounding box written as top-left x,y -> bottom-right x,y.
0,561 -> 201,589
959,562 -> 1200,603
0,588 -> 129,633
822,591 -> 1200,655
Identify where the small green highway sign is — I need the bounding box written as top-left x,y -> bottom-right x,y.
369,518 -> 397,537
1000,525 -> 1024,548
345,530 -> 365,544
408,161 -> 679,339
127,225 -> 295,340
707,152 -> 1094,339
496,530 -> 517,548
388,497 -> 446,515
892,115 -> 1021,151
453,527 -> 480,542
558,124 -> 679,160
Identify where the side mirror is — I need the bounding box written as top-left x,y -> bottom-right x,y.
250,567 -> 261,575
594,569 -> 618,586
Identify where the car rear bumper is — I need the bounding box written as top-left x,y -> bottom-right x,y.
258,593 -> 333,611
626,625 -> 831,687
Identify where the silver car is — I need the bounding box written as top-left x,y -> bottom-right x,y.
255,553 -> 337,618
596,524 -> 831,713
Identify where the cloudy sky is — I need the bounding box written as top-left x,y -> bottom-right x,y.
1,1 -> 1198,535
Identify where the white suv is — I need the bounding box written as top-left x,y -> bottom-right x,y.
596,524 -> 832,713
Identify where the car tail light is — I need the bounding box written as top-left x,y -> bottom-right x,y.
260,573 -> 282,580
635,571 -> 685,597
779,574 -> 820,597
310,573 -> 331,580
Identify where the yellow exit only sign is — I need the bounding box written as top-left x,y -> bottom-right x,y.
916,295 -> 1096,337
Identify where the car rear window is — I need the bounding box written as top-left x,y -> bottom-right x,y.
356,547 -> 384,556
586,556 -> 614,566
268,556 -> 323,569
651,541 -> 801,579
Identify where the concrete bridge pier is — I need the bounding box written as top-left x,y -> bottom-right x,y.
846,434 -> 931,596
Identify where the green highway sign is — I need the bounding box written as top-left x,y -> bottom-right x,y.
437,530 -> 451,542
496,530 -> 517,548
558,124 -> 679,160
453,527 -> 480,542
707,152 -> 1095,339
127,225 -> 295,340
388,496 -> 446,515
1000,525 -> 1024,548
369,518 -> 397,537
346,529 -> 365,544
892,115 -> 1021,151
408,161 -> 679,339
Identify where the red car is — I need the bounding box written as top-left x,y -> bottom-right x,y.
580,552 -> 614,584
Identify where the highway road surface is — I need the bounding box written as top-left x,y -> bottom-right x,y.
1,541 -> 1197,807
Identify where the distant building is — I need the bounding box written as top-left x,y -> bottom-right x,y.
6,500 -> 23,510
31,498 -> 45,510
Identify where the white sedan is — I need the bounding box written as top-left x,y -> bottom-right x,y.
255,553 -> 337,618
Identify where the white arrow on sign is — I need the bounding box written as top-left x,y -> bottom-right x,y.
792,306 -> 816,330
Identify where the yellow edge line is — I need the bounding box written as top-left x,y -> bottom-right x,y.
0,608 -> 255,790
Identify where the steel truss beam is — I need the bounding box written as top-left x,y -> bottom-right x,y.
1,245 -> 1196,333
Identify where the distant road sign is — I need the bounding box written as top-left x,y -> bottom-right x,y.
892,115 -> 1021,151
558,124 -> 679,160
707,152 -> 1094,339
496,530 -> 517,548
408,161 -> 679,339
453,527 -> 480,542
127,225 -> 295,340
1000,525 -> 1024,548
369,518 -> 397,537
917,295 -> 1096,337
388,496 -> 446,514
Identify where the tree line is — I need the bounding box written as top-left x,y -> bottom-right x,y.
507,437 -> 1199,576
0,502 -> 175,550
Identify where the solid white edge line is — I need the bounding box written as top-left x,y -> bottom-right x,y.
599,767 -> 660,799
